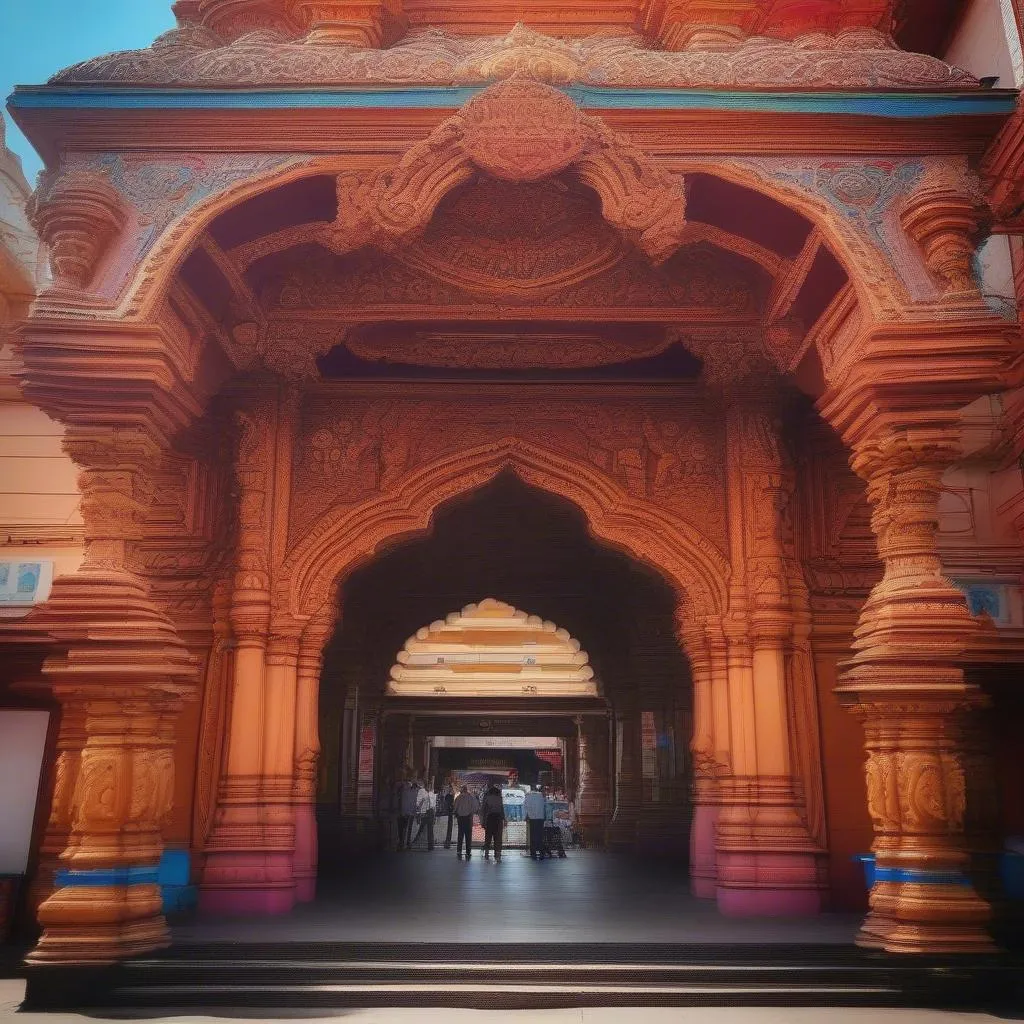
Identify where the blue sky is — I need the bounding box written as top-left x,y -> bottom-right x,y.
2,1 -> 176,183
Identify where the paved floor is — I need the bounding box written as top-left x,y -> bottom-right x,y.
0,981 -> 1017,1024
173,851 -> 861,945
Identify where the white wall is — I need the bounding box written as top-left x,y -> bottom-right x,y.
0,709 -> 50,874
945,0 -> 1023,87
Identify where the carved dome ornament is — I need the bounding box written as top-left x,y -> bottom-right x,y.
235,80 -> 688,268
460,80 -> 587,182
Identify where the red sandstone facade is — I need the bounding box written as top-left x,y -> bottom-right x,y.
3,0 -> 1024,968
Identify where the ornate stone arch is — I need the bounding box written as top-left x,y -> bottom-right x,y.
281,437 -> 730,629
96,83 -> 921,330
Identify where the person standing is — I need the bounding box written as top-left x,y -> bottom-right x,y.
439,778 -> 456,849
524,784 -> 547,860
480,783 -> 506,863
398,778 -> 420,851
413,778 -> 436,850
453,784 -> 479,860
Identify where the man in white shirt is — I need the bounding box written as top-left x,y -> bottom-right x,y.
524,785 -> 547,860
413,780 -> 437,851
453,785 -> 480,860
398,778 -> 420,851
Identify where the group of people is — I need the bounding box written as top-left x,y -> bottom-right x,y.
394,777 -> 556,862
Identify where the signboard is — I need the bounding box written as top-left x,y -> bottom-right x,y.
0,561 -> 53,616
502,787 -> 526,821
356,719 -> 376,813
535,748 -> 563,771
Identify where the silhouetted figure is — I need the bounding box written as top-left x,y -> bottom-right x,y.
412,780 -> 436,850
453,784 -> 479,860
398,778 -> 421,851
524,784 -> 547,860
439,778 -> 455,849
481,784 -> 506,862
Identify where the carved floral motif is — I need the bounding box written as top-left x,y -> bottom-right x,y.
51,24 -> 978,91
289,395 -> 728,552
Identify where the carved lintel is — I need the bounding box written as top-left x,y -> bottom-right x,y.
28,172 -> 126,290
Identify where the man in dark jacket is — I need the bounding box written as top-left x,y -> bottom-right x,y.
439,778 -> 456,849
480,784 -> 506,862
453,784 -> 479,859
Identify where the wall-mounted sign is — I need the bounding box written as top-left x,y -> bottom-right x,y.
0,561 -> 54,615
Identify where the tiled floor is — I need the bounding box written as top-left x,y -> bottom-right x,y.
173,851 -> 861,945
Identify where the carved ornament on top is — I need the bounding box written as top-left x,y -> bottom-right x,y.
241,81 -> 687,267
52,23 -> 977,91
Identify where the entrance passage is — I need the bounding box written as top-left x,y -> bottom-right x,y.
317,472 -> 695,869
182,853 -> 859,945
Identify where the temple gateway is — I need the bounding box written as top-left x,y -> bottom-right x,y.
2,0 -> 1024,1006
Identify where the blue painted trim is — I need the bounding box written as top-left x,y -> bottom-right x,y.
873,866 -> 970,885
8,86 -> 1017,119
56,866 -> 160,888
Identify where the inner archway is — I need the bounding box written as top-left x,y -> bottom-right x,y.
315,472 -> 694,873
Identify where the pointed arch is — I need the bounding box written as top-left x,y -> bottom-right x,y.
282,437 -> 729,623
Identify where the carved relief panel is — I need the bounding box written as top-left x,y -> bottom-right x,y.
289,391 -> 728,555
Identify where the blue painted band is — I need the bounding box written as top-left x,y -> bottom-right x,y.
8,86 -> 1017,119
56,866 -> 160,888
873,867 -> 970,885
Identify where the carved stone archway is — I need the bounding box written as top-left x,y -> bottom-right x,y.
282,436 -> 730,625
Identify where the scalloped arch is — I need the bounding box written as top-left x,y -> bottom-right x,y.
283,437 -> 730,623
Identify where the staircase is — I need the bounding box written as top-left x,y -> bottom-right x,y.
21,942 -> 1022,1011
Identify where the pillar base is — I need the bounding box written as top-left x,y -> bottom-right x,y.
715,851 -> 823,916
690,803 -> 719,899
200,852 -> 297,915
28,884 -> 169,965
857,879 -> 995,954
294,877 -> 317,903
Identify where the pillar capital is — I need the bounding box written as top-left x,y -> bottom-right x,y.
63,424 -> 164,574
899,183 -> 987,298
27,170 -> 126,291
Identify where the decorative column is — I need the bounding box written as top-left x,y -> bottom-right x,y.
293,612 -> 334,903
26,427 -> 195,963
608,703 -> 642,849
678,611 -> 728,899
714,384 -> 822,916
200,392 -> 282,914
834,427 -> 993,952
575,714 -> 611,846
818,312 -> 1019,953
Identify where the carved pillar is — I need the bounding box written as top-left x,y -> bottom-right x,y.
678,612 -> 726,898
27,703 -> 87,918
608,703 -> 642,849
715,392 -> 822,916
260,625 -> 301,904
200,392 -> 282,914
293,612 -> 333,903
835,428 -> 993,952
575,714 -> 611,845
26,427 -> 195,964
